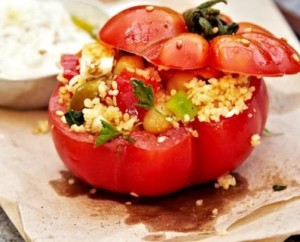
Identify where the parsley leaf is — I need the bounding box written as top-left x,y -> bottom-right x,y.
64,110 -> 84,126
95,120 -> 121,147
131,79 -> 154,110
94,120 -> 136,147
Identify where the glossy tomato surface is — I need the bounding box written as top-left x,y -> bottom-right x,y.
210,32 -> 300,76
236,22 -> 273,36
191,77 -> 269,183
143,33 -> 209,70
49,86 -> 194,196
99,5 -> 187,55
49,77 -> 268,196
99,6 -> 300,76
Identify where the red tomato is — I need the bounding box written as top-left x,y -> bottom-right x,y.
210,33 -> 300,76
49,76 -> 268,196
99,6 -> 300,76
60,54 -> 80,81
49,87 -> 194,196
114,69 -> 159,118
99,5 -> 187,55
236,22 -> 273,36
143,33 -> 209,70
191,77 -> 269,183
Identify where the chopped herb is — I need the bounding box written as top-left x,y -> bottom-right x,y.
94,120 -> 135,147
272,185 -> 287,191
64,110 -> 84,126
263,128 -> 284,137
95,120 -> 121,147
131,79 -> 154,110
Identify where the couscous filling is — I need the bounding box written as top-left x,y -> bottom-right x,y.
57,41 -> 255,144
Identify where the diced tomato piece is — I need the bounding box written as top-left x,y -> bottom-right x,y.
60,54 -> 80,81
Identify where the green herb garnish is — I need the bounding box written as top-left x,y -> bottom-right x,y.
95,120 -> 121,147
131,79 -> 154,110
64,110 -> 84,126
131,79 -> 167,117
94,120 -> 135,147
272,185 -> 287,192
183,0 -> 239,39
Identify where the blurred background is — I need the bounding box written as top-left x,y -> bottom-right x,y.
274,0 -> 300,39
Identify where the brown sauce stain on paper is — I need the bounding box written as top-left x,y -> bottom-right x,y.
50,171 -> 248,233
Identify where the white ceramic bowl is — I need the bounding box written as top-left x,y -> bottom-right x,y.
0,0 -> 109,109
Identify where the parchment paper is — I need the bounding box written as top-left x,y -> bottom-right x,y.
1,0 -> 300,241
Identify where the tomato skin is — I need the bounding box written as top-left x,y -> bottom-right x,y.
114,71 -> 143,117
143,33 -> 209,70
191,77 -> 269,183
237,22 -> 273,36
99,5 -> 187,55
99,4 -> 300,76
49,85 -> 194,196
122,129 -> 194,195
210,33 -> 300,76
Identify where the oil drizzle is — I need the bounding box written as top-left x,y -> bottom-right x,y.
50,171 -> 249,233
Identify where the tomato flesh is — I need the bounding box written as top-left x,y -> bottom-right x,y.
115,70 -> 158,118
60,54 -> 80,81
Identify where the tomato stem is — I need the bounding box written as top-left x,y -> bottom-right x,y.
183,0 -> 238,39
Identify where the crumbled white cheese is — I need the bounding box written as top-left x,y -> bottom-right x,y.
80,42 -> 114,77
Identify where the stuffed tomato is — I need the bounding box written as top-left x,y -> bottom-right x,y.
49,0 -> 300,196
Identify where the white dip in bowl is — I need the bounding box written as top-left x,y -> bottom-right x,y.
0,0 -> 109,109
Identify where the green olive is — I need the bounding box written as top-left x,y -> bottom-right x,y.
70,80 -> 99,110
